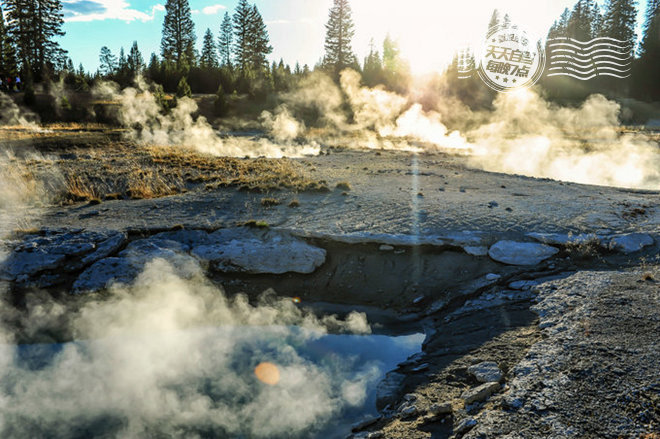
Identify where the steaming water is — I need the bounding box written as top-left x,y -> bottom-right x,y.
1,325 -> 423,438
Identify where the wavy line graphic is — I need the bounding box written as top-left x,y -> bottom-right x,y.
548,56 -> 631,68
548,65 -> 631,74
546,37 -> 633,80
548,36 -> 630,45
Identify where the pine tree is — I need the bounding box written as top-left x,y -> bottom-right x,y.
567,0 -> 594,40
201,28 -> 218,68
128,41 -> 144,76
176,76 -> 192,97
233,1 -> 271,73
0,4 -> 18,80
218,11 -> 233,67
99,46 -> 117,76
548,8 -> 571,39
634,0 -> 660,99
233,0 -> 253,71
323,0 -> 356,75
247,5 -> 271,72
161,0 -> 196,71
118,47 -> 127,73
601,0 -> 637,45
591,2 -> 604,37
362,41 -> 383,86
4,0 -> 66,81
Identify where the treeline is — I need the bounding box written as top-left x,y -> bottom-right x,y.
1,0 -> 659,116
541,0 -> 660,101
98,0 -> 409,98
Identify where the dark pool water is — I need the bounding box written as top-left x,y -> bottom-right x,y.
2,326 -> 423,438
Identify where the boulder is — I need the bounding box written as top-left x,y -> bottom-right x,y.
467,361 -> 503,383
606,233 -> 654,254
488,241 -> 559,266
73,238 -> 200,294
192,228 -> 326,274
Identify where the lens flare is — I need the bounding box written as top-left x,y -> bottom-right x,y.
255,362 -> 281,386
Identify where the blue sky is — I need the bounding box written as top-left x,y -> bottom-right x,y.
58,0 -> 651,74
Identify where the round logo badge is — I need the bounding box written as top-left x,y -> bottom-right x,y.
478,24 -> 545,92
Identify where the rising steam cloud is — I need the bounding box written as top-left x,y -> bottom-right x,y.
0,259 -> 381,438
276,69 -> 659,190
93,80 -> 320,158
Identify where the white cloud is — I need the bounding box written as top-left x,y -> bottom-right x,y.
64,0 -> 165,23
201,4 -> 226,15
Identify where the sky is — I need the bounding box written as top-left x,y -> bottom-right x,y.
57,0 -> 651,74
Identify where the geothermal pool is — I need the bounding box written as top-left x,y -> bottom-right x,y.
1,325 -> 424,438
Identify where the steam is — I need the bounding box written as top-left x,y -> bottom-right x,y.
468,91 -> 660,190
276,69 -> 659,190
0,259 -> 383,437
0,92 -> 40,129
93,80 -> 320,158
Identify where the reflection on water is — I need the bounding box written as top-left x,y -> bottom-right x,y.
3,326 -> 423,438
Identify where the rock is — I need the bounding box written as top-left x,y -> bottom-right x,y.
464,246 -> 489,256
454,418 -> 477,435
119,238 -> 189,257
428,402 -> 453,416
79,232 -> 127,266
351,416 -> 381,432
73,239 -> 200,294
72,258 -> 141,293
152,229 -> 212,250
468,362 -> 503,383
488,241 -> 559,266
192,228 -> 326,274
606,233 -> 654,254
398,404 -> 419,418
379,244 -> 395,252
0,250 -> 66,281
410,363 -> 429,373
509,280 -> 538,291
527,232 -> 599,246
461,382 -> 501,404
485,273 -> 501,281
376,371 -> 406,410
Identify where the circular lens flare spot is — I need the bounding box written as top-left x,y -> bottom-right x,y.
254,362 -> 280,386
292,297 -> 301,304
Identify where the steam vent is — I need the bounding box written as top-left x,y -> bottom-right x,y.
0,0 -> 658,437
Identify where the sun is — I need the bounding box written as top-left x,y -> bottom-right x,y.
350,0 -> 574,74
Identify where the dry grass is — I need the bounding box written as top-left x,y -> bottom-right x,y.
336,181 -> 352,191
564,235 -> 602,260
260,197 -> 281,207
52,142 -> 326,203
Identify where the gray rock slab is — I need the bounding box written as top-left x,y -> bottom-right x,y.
72,258 -> 141,293
192,228 -> 326,274
468,361 -> 503,383
0,250 -> 67,281
461,382 -> 502,404
151,229 -> 213,250
488,241 -> 559,266
605,233 -> 655,254
79,232 -> 127,266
